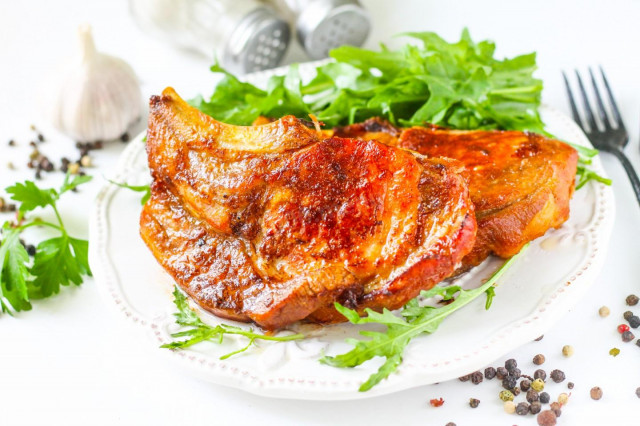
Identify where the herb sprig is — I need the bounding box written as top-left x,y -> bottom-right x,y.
108,179 -> 150,205
320,247 -> 527,392
162,286 -> 304,359
193,29 -> 609,189
0,174 -> 93,314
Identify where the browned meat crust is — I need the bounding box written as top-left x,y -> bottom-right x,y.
140,89 -> 476,329
334,118 -> 578,271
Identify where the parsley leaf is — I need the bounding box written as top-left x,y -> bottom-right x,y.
0,174 -> 93,313
6,181 -> 57,216
162,286 -> 304,358
0,225 -> 32,313
321,246 -> 527,392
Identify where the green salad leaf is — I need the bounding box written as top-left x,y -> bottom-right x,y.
192,29 -> 608,188
162,286 -> 304,359
321,246 -> 527,392
0,174 -> 93,314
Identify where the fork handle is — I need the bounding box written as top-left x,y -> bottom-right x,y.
609,148 -> 640,207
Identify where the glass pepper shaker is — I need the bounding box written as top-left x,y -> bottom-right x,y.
129,0 -> 291,74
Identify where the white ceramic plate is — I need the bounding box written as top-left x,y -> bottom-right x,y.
89,62 -> 614,400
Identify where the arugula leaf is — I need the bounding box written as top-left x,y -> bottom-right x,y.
162,287 -> 304,358
108,180 -> 151,205
321,247 -> 527,392
0,174 -> 92,314
60,174 -> 93,195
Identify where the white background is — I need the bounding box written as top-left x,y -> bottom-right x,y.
1,0 -> 640,425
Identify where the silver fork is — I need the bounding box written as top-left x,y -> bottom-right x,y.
562,67 -> 640,206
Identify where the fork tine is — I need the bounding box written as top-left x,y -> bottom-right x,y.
588,68 -> 612,129
562,71 -> 584,130
575,70 -> 598,132
599,66 -> 625,130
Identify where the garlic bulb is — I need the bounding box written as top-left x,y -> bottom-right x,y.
46,25 -> 142,142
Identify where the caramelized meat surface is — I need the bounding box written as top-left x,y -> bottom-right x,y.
334,118 -> 578,270
140,89 -> 476,329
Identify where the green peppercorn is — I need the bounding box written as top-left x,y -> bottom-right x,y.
531,378 -> 545,392
499,390 -> 514,401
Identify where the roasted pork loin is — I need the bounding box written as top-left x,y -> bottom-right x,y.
140,89 -> 477,329
334,119 -> 578,271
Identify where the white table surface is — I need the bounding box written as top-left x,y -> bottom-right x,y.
1,0 -> 640,425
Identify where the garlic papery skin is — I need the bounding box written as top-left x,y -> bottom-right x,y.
46,25 -> 142,142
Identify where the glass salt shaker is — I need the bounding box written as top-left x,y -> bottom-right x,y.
129,0 -> 291,74
266,0 -> 370,59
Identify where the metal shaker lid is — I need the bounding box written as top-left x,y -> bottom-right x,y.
222,6 -> 290,74
296,0 -> 370,60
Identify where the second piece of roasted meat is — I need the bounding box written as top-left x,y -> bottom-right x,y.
140,88 -> 477,330
334,119 -> 578,272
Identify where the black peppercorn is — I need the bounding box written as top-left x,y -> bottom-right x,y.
539,392 -> 550,403
509,367 -> 521,379
121,133 -> 130,142
8,139 -> 15,146
512,386 -> 521,396
502,376 -> 517,390
445,423 -> 456,426
526,389 -> 539,403
496,367 -> 508,380
624,311 -> 634,321
626,294 -> 639,306
622,330 -> 635,342
469,398 -> 480,408
629,316 -> 640,329
636,387 -> 640,399
470,371 -> 483,385
37,133 -> 44,142
458,374 -> 471,382
550,369 -> 565,383
484,366 -> 496,380
516,402 -> 529,415
26,245 -> 36,257
529,400 -> 542,414
520,379 -> 531,392
505,358 -> 517,373
534,335 -> 544,341
534,369 -> 547,381
567,382 -> 574,390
